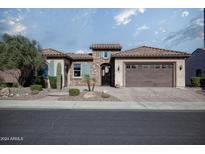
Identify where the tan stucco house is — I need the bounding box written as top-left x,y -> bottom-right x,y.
43,44 -> 190,88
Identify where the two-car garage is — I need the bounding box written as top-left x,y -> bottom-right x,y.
113,46 -> 189,88
125,63 -> 175,87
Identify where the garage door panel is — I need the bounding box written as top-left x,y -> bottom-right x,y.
126,63 -> 174,87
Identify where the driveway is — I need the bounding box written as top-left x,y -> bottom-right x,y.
75,86 -> 205,102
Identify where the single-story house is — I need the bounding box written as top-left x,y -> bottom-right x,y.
185,48 -> 205,86
43,44 -> 190,88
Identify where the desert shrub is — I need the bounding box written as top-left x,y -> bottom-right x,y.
191,77 -> 204,87
101,92 -> 110,98
69,88 -> 80,96
30,84 -> 42,91
49,76 -> 57,89
34,76 -> 45,88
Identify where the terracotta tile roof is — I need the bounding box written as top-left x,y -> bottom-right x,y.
90,43 -> 122,50
66,53 -> 93,60
0,69 -> 20,83
42,48 -> 70,58
112,46 -> 190,58
43,49 -> 93,60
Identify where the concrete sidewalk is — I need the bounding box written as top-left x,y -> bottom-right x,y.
0,100 -> 205,110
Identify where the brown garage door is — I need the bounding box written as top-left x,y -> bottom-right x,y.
126,63 -> 174,87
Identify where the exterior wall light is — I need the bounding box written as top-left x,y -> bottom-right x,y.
117,66 -> 120,71
179,65 -> 182,71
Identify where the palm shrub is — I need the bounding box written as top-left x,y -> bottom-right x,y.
91,77 -> 96,91
56,63 -> 62,90
84,74 -> 91,91
83,75 -> 96,91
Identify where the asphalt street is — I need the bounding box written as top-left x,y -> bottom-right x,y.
0,109 -> 205,145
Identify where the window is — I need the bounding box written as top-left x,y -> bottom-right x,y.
104,51 -> 108,58
101,51 -> 111,59
73,64 -> 81,77
131,65 -> 136,69
196,69 -> 202,77
126,65 -> 130,69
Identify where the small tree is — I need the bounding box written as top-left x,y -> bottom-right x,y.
91,77 -> 96,91
0,33 -> 45,87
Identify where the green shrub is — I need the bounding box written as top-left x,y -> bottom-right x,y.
49,76 -> 57,89
30,84 -> 42,91
0,83 -> 8,89
34,76 -> 45,88
200,78 -> 205,89
191,77 -> 204,87
101,92 -> 110,98
0,83 -> 14,88
69,88 -> 80,96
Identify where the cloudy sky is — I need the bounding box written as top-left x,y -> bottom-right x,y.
0,8 -> 204,53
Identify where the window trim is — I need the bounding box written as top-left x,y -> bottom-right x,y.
73,63 -> 82,78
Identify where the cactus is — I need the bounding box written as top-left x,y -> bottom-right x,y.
56,63 -> 62,90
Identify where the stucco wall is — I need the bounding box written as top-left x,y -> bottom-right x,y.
185,49 -> 205,86
114,58 -> 186,87
47,59 -> 65,87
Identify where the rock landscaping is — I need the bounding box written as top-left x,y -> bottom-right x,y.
59,91 -> 120,101
0,87 -> 47,100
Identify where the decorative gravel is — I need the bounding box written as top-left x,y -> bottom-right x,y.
58,91 -> 120,101
0,87 -> 47,100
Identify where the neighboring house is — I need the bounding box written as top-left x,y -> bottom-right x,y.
43,44 -> 190,88
185,48 -> 205,86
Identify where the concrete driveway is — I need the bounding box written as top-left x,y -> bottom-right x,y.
84,87 -> 205,102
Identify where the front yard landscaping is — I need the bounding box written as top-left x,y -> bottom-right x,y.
58,91 -> 120,101
0,87 -> 120,101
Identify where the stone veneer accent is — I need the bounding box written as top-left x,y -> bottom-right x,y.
69,50 -> 120,86
91,50 -> 120,86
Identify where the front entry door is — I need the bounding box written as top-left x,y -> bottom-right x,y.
101,64 -> 111,86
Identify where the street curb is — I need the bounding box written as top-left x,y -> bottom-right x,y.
0,100 -> 205,110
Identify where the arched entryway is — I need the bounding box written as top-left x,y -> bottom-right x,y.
101,63 -> 111,86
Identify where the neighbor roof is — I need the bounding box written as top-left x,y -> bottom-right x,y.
90,44 -> 122,50
112,46 -> 190,58
66,53 -> 93,60
198,48 -> 205,52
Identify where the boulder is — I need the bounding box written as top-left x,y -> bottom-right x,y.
0,88 -> 10,97
83,92 -> 96,99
